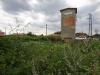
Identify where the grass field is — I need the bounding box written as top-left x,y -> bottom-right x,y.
0,35 -> 100,75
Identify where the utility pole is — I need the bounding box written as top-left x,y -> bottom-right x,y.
89,13 -> 92,38
5,27 -> 6,36
46,24 -> 47,36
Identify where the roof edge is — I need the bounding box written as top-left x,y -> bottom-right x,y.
60,8 -> 77,13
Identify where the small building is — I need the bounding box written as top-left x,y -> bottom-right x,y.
0,31 -> 5,36
12,33 -> 25,36
53,31 -> 61,36
49,31 -> 61,37
92,34 -> 100,40
60,8 -> 77,41
75,32 -> 88,40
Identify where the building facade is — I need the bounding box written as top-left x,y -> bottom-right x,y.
60,8 -> 77,40
0,31 -> 5,36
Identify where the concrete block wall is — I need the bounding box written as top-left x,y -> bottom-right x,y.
60,8 -> 77,40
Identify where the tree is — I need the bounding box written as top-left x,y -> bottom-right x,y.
27,32 -> 32,36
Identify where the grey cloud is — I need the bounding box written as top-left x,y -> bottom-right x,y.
76,1 -> 100,34
33,0 -> 67,16
89,0 -> 99,3
31,0 -> 67,33
0,0 -> 31,14
78,2 -> 100,17
46,15 -> 60,23
0,0 -> 67,33
0,0 -> 100,34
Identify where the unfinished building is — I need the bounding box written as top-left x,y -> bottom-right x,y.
60,8 -> 77,40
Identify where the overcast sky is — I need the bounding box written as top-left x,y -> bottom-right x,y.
0,0 -> 100,35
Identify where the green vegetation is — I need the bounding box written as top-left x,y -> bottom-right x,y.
0,35 -> 100,75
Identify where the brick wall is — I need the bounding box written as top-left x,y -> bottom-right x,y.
60,8 -> 77,40
0,32 -> 5,36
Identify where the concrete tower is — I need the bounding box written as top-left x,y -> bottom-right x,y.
60,8 -> 77,40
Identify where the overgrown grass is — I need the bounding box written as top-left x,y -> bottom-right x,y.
0,35 -> 100,75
